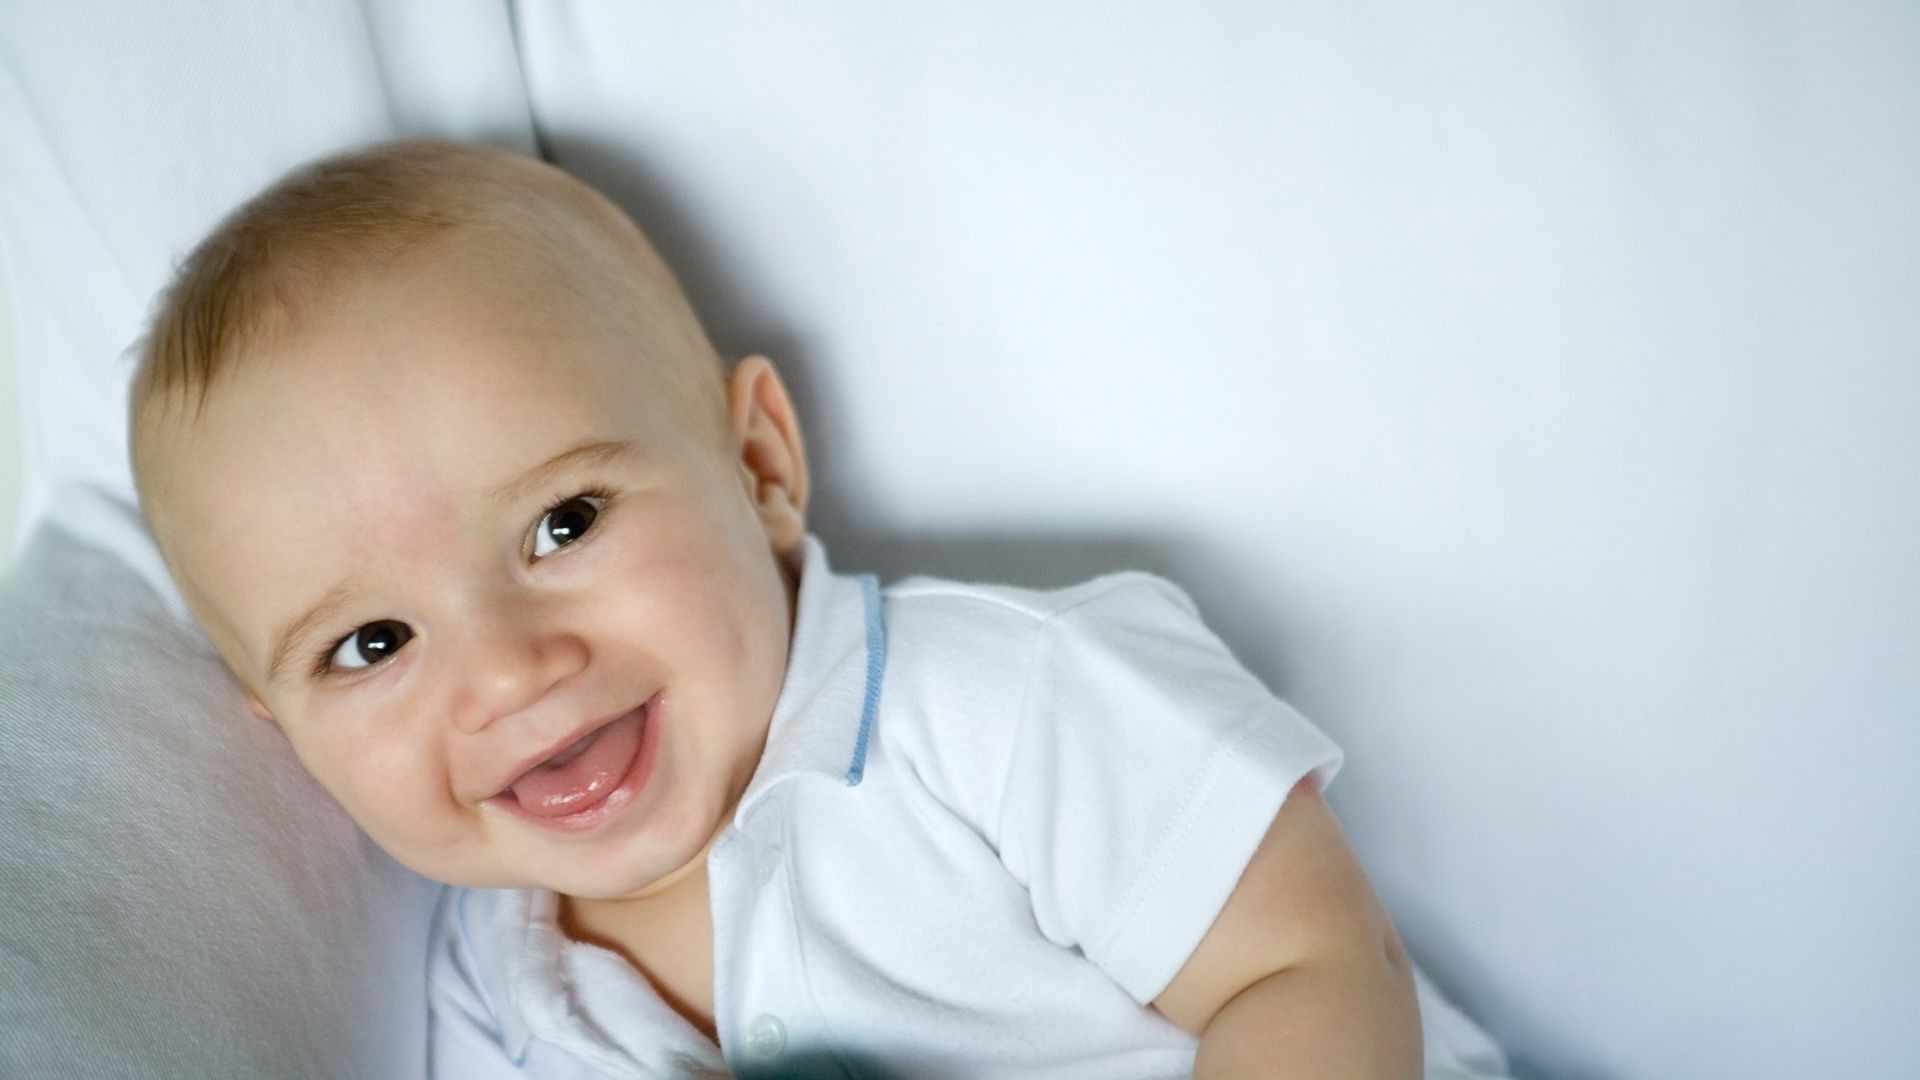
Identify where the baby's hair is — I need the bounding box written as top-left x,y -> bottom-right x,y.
128,138 -> 728,506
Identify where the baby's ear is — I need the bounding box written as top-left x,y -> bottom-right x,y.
727,354 -> 810,547
243,689 -> 279,727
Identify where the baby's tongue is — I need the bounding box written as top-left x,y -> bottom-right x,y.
509,712 -> 644,818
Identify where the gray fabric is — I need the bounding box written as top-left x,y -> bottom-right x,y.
0,492 -> 439,1079
0,2 -> 532,1063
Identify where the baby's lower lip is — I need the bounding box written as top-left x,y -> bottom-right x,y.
485,692 -> 661,834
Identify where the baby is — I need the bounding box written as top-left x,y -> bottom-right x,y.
128,140 -> 1426,1079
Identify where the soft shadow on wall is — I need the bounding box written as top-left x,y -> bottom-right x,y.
0,248 -> 18,568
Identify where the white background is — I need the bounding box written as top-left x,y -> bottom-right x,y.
516,6 -> 1919,1076
2,4 -> 1915,1077
1,261 -> 16,558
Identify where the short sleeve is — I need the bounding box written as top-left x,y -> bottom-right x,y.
424,888 -> 533,1079
994,573 -> 1343,1005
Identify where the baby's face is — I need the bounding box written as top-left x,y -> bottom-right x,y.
149,241 -> 806,900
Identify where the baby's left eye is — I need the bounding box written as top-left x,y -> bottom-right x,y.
532,494 -> 606,558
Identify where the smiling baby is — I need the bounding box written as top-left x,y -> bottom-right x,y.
127,140 -> 1428,1079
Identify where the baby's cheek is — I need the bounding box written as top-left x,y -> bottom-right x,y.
314,739 -> 452,839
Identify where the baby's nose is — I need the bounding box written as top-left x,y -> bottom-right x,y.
448,612 -> 590,735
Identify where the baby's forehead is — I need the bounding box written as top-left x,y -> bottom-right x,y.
285,238 -> 698,401
149,258 -> 711,521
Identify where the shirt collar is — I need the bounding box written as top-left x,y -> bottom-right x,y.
730,531 -> 882,822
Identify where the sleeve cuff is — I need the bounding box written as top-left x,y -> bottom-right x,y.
1091,701 -> 1343,1003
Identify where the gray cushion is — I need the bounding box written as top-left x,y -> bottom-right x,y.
0,485 -> 439,1079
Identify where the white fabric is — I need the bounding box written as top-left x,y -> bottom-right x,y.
512,5 -> 1920,1077
427,534 -> 1511,1079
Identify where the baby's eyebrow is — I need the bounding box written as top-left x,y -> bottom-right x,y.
487,438 -> 635,506
261,438 -> 636,686
266,581 -> 365,686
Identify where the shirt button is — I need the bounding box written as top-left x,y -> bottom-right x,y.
745,1012 -> 787,1058
755,844 -> 781,887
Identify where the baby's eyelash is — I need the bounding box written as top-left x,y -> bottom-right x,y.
305,485 -> 617,682
537,485 -> 615,529
530,484 -> 614,559
310,629 -> 357,681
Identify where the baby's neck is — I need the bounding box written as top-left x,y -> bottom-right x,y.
560,867 -> 717,1042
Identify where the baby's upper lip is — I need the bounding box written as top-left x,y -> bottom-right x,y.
479,700 -> 647,804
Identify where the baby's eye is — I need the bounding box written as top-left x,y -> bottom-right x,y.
532,494 -> 606,558
329,620 -> 414,673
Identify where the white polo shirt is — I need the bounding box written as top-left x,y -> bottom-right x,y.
426,534 -> 1510,1079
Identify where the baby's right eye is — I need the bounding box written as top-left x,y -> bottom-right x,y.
326,620 -> 415,675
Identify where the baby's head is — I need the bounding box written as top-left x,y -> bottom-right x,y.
130,140 -> 810,901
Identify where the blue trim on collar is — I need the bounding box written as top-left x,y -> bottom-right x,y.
844,572 -> 886,786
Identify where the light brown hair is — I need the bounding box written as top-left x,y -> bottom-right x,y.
128,138 -> 727,504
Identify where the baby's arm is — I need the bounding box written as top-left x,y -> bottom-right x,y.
1150,776 -> 1422,1079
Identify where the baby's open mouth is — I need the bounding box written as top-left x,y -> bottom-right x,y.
488,695 -> 655,827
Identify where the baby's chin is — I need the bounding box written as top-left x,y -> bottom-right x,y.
411,842 -> 712,901
395,860 -> 663,900
539,863 -> 681,901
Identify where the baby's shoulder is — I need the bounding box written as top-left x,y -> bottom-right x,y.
881,565 -> 1200,634
868,567 -> 1208,771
